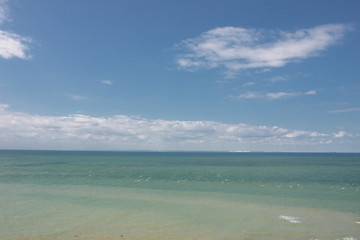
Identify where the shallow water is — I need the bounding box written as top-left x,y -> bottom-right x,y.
0,151 -> 359,239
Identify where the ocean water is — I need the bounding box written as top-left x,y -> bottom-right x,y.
0,151 -> 359,240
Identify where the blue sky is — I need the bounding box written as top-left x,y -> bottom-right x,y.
0,0 -> 359,151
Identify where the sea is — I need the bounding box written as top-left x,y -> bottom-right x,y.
0,150 -> 359,240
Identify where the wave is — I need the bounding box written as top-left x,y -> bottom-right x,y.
279,215 -> 301,223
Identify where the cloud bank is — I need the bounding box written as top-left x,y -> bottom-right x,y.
176,24 -> 351,75
0,103 -> 351,151
0,0 -> 31,59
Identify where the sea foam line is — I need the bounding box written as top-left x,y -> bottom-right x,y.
279,215 -> 301,223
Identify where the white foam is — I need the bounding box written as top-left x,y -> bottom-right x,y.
279,215 -> 301,223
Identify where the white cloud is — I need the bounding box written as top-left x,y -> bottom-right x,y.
0,103 -> 342,151
284,130 -> 326,138
328,107 -> 360,113
266,91 -> 300,100
0,1 -> 32,59
101,80 -> 113,85
334,131 -> 352,138
176,24 -> 351,76
235,90 -> 316,100
0,30 -> 31,59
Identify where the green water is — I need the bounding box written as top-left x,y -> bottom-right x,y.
0,151 -> 359,240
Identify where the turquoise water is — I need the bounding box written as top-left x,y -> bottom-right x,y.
0,151 -> 359,240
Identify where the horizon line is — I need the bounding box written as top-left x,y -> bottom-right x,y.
0,149 -> 359,154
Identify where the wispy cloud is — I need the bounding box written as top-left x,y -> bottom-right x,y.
242,81 -> 256,87
266,92 -> 301,100
0,103 -> 344,151
235,92 -> 262,100
269,76 -> 287,83
0,0 -> 8,24
0,103 -> 9,111
0,1 -> 32,59
328,107 -> 360,113
235,90 -> 316,100
68,95 -> 87,101
176,24 -> 352,76
305,90 -> 316,95
101,80 -> 113,85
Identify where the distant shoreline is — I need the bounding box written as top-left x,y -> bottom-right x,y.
0,149 -> 359,154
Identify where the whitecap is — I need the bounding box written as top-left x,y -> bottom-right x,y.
279,215 -> 301,223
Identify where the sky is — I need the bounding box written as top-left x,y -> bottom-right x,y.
0,0 -> 359,152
